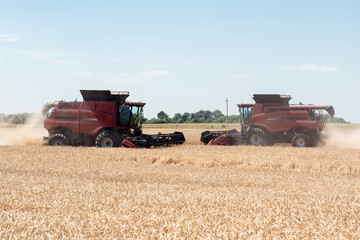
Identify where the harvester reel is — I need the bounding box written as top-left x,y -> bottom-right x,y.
96,131 -> 122,148
49,133 -> 69,146
292,133 -> 309,147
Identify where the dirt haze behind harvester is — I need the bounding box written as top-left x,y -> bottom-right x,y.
323,125 -> 360,149
0,114 -> 46,146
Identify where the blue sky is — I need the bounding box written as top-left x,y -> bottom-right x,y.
0,1 -> 359,122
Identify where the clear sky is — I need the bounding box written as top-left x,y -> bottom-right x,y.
1,1 -> 359,122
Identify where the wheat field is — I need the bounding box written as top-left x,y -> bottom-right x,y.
0,124 -> 360,238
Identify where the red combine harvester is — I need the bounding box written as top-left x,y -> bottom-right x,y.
43,90 -> 185,147
201,94 -> 335,147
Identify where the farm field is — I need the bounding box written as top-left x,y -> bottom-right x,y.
0,123 -> 360,238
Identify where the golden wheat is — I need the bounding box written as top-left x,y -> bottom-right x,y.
0,124 -> 360,238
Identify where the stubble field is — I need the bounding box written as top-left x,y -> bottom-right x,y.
0,123 -> 360,238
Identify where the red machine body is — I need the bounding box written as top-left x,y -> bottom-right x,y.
237,94 -> 335,147
44,90 -> 145,147
238,104 -> 335,134
44,90 -> 186,148
44,100 -> 144,136
201,94 -> 335,147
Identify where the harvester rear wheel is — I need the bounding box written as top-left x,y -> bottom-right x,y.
49,133 -> 69,146
292,133 -> 309,147
95,130 -> 122,148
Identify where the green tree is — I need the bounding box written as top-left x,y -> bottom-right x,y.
213,110 -> 224,121
172,113 -> 183,123
147,118 -> 168,124
182,112 -> 191,122
157,111 -> 169,120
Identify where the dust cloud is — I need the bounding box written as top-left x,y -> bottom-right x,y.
0,114 -> 46,146
323,125 -> 360,149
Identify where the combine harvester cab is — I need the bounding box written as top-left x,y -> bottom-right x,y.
201,94 -> 334,147
43,90 -> 185,148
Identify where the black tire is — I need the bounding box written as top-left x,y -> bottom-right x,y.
308,141 -> 317,147
49,133 -> 69,146
95,130 -> 122,148
308,133 -> 320,147
292,133 -> 310,147
308,137 -> 317,147
248,128 -> 268,146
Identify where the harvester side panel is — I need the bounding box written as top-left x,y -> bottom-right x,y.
283,110 -> 322,132
252,106 -> 325,134
78,111 -> 114,136
78,102 -> 118,135
81,101 -> 96,110
50,108 -> 80,134
252,110 -> 284,133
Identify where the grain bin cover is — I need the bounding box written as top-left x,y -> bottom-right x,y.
253,94 -> 292,105
80,90 -> 129,102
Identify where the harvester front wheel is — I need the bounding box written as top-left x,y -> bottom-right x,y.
49,133 -> 69,146
95,131 -> 122,148
248,128 -> 265,146
292,133 -> 309,147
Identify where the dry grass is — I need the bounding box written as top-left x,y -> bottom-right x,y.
0,124 -> 360,238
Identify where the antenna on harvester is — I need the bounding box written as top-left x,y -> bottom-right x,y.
225,97 -> 229,128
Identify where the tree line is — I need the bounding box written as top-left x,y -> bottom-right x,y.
0,113 -> 36,125
144,110 -> 240,124
144,110 -> 350,124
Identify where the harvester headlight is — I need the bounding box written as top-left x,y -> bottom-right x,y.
47,107 -> 55,118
